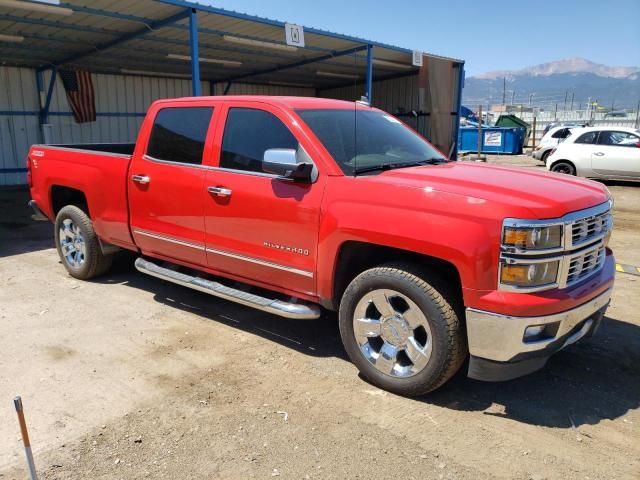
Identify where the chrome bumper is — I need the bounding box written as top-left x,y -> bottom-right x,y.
466,288 -> 612,363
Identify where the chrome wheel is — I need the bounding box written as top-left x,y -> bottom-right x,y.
58,218 -> 86,268
353,289 -> 432,378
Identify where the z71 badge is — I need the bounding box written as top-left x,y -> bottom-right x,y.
263,241 -> 309,256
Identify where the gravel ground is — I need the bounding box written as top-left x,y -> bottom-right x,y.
1,157 -> 639,480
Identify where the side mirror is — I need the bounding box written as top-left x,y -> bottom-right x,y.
263,148 -> 313,182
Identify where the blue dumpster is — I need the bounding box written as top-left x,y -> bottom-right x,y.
457,127 -> 525,155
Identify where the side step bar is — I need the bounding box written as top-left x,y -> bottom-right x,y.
135,257 -> 321,320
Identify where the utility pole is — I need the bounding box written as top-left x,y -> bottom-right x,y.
511,90 -> 515,105
502,77 -> 506,105
529,93 -> 534,107
564,90 -> 568,111
477,104 -> 483,161
570,92 -> 574,111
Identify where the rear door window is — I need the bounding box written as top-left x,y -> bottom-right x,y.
220,108 -> 298,173
147,107 -> 214,165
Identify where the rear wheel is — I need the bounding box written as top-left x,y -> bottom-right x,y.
54,205 -> 113,280
338,263 -> 467,396
551,161 -> 576,175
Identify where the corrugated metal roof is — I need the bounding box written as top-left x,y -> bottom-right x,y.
0,0 -> 463,88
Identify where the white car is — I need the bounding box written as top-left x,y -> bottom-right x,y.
546,126 -> 640,180
532,125 -> 575,163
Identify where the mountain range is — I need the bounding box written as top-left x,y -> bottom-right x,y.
463,58 -> 640,110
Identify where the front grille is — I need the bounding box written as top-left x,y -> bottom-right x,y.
570,210 -> 612,248
565,243 -> 606,287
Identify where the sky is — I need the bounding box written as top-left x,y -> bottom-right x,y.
206,0 -> 640,76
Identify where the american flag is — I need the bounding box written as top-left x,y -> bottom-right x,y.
59,70 -> 96,123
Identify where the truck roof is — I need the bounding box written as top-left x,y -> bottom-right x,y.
153,95 -> 371,110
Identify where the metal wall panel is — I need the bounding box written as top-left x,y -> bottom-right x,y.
211,82 -> 315,97
0,66 -> 209,185
320,75 -> 430,138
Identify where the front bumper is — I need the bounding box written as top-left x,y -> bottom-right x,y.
465,288 -> 612,381
531,149 -> 544,160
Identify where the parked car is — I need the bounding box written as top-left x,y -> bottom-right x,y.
542,121 -> 587,137
546,126 -> 640,180
27,96 -> 615,396
532,125 -> 575,163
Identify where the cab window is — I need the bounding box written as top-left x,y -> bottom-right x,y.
220,108 -> 298,173
147,107 -> 214,165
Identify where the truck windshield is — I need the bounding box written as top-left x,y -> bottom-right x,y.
296,108 -> 447,175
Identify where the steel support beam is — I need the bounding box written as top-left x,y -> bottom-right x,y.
365,44 -> 373,103
451,62 -> 465,160
38,9 -> 192,72
35,68 -> 57,143
188,8 -> 201,96
218,44 -> 368,84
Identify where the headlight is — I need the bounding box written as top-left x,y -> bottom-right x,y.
502,225 -> 562,251
500,260 -> 559,288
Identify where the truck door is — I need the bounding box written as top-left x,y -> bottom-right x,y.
128,104 -> 216,266
202,103 -> 325,297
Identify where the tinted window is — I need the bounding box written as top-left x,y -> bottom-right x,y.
220,108 -> 298,172
147,107 -> 213,165
597,131 -> 640,147
297,109 -> 445,175
574,131 -> 598,144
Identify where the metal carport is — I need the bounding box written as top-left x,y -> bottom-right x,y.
0,0 -> 465,185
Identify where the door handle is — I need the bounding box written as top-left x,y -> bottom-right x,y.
593,152 -> 605,156
208,186 -> 232,197
132,174 -> 151,184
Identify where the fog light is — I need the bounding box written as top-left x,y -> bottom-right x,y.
524,325 -> 545,341
523,322 -> 560,343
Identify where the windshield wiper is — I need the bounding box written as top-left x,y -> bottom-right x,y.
353,158 -> 447,175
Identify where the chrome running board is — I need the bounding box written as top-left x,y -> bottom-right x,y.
135,257 -> 321,320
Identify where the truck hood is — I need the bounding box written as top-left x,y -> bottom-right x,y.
370,161 -> 609,218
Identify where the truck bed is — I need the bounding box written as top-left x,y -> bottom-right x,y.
28,143 -> 136,250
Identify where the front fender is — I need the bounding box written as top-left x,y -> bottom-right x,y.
316,176 -> 509,304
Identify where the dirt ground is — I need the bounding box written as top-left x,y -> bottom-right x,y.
1,156 -> 639,480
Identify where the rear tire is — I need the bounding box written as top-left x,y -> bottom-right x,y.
551,161 -> 576,176
54,205 -> 113,280
338,263 -> 467,396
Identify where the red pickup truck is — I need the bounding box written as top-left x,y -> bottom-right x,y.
27,96 -> 615,396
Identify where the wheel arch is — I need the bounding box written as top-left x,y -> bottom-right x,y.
329,241 -> 463,312
50,185 -> 90,217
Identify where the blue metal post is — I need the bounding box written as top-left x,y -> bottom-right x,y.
189,8 -> 201,96
365,44 -> 373,103
42,69 -> 57,124
451,62 -> 465,160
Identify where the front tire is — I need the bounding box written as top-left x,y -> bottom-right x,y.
339,264 -> 467,396
541,150 -> 551,164
54,205 -> 113,280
